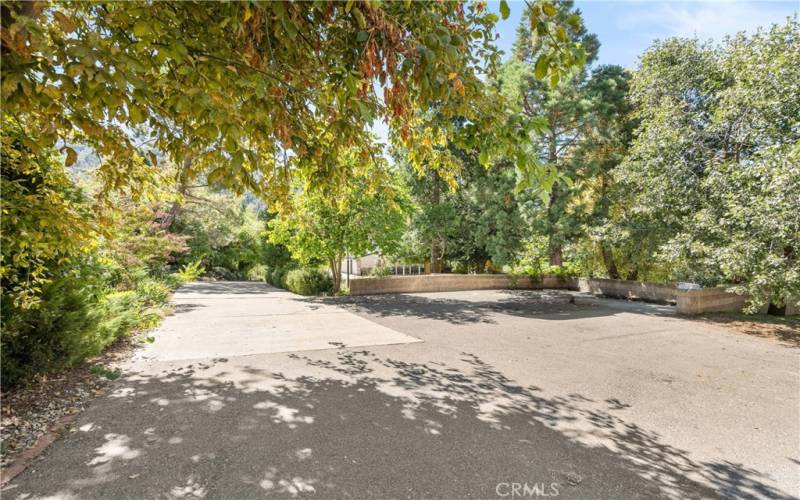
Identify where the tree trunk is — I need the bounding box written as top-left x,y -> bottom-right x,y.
601,244 -> 620,280
430,170 -> 442,273
546,132 -> 562,267
549,246 -> 563,267
626,268 -> 638,281
330,256 -> 342,294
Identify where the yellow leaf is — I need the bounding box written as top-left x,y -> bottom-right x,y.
453,78 -> 465,97
64,147 -> 77,167
53,11 -> 76,33
243,5 -> 252,22
448,72 -> 457,80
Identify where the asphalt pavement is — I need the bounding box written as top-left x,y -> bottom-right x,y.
4,282 -> 798,499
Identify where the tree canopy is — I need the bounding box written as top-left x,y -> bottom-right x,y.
612,20 -> 800,306
268,151 -> 409,292
1,0 -> 585,199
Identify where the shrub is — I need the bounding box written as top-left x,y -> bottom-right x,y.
267,267 -> 281,286
277,267 -> 291,288
209,266 -> 241,281
369,266 -> 392,277
94,291 -> 145,346
169,260 -> 204,287
450,261 -> 469,274
267,264 -> 297,288
135,278 -> 171,307
1,272 -> 104,389
247,264 -> 269,282
0,252 -> 184,389
285,268 -> 333,295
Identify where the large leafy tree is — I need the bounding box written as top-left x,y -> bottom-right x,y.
398,147 -> 527,272
0,122 -> 98,308
500,0 -> 598,266
1,0 -> 586,303
269,153 -> 409,293
569,65 -> 636,279
613,20 -> 800,307
1,1 -> 584,198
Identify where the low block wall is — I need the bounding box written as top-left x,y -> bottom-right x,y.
348,274 -> 788,316
574,278 -> 676,304
675,287 -> 758,315
348,274 -> 571,296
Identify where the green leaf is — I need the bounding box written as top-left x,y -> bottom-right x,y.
133,21 -> 151,37
479,150 -> 489,167
352,7 -> 366,29
499,0 -> 510,20
534,54 -> 549,80
129,105 -> 145,124
567,14 -> 581,31
53,11 -> 76,33
542,3 -> 557,16
207,167 -> 225,184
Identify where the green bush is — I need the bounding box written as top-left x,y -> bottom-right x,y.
369,266 -> 392,277
0,255 -> 182,389
277,267 -> 290,288
247,264 -> 269,282
167,260 -> 205,288
285,268 -> 333,295
267,264 -> 296,288
267,267 -> 281,286
135,278 -> 171,307
95,291 -> 145,346
1,272 -> 104,389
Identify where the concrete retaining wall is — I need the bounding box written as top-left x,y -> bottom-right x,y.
785,297 -> 800,316
349,274 -> 793,317
574,278 -> 676,303
675,287 -> 757,315
348,274 -> 571,296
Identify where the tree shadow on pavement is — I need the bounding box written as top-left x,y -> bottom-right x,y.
176,281 -> 279,295
320,290 -> 671,325
5,350 -> 793,499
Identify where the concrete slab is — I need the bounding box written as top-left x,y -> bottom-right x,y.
136,282 -> 421,362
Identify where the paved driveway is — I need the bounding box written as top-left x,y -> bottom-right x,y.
4,283 -> 799,499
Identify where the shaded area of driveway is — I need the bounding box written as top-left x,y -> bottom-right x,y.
4,284 -> 798,499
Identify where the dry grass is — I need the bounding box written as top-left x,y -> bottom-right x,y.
696,313 -> 800,347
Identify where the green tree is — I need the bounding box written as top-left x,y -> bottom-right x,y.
613,19 -> 800,307
0,122 -> 98,308
168,187 -> 270,278
569,65 -> 636,279
1,1 -> 583,199
2,1 -> 587,303
398,147 -> 527,272
500,0 -> 599,266
269,155 -> 409,293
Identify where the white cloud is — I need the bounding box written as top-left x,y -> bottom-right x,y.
618,1 -> 797,42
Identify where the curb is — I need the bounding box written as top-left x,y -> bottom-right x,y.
0,412 -> 80,487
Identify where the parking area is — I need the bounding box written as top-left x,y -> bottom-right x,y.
5,284 -> 799,499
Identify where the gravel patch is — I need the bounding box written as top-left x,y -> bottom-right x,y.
0,337 -> 138,469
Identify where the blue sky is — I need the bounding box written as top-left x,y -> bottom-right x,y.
489,0 -> 798,68
373,1 -> 797,145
